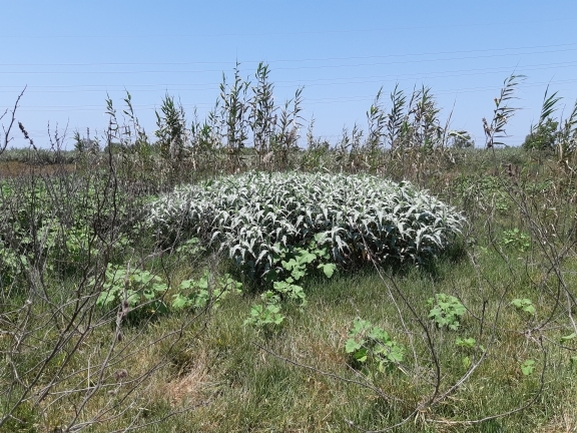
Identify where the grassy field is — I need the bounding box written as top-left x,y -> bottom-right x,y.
1,72 -> 577,432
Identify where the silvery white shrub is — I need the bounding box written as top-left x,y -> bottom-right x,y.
147,172 -> 466,279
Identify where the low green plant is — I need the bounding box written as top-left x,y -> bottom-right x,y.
0,244 -> 28,288
455,336 -> 477,349
520,359 -> 536,376
345,318 -> 405,372
266,234 -> 336,306
271,238 -> 333,281
271,278 -> 307,308
502,228 -> 531,252
96,264 -> 169,319
427,293 -> 466,331
455,337 -> 485,369
510,298 -> 536,315
172,270 -> 242,310
244,236 -> 336,333
244,290 -> 285,330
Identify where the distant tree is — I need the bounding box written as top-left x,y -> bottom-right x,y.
449,131 -> 475,149
73,130 -> 100,153
522,118 -> 559,151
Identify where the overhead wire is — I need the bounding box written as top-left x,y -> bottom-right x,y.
2,47 -> 577,75
2,41 -> 577,67
1,15 -> 574,40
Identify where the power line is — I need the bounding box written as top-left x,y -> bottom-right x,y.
2,42 -> 577,67
13,76 -> 577,113
0,16 -> 574,39
1,59 -> 576,96
2,47 -> 577,75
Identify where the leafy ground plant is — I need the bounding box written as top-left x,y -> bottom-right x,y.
244,290 -> 285,333
511,298 -> 536,316
172,270 -> 242,311
427,293 -> 466,330
244,237 -> 335,332
96,264 -> 169,321
345,318 -> 405,372
455,337 -> 485,368
502,228 -> 531,252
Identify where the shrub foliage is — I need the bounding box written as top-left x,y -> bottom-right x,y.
148,171 -> 465,281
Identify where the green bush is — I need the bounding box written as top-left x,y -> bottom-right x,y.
522,118 -> 559,151
148,172 -> 466,283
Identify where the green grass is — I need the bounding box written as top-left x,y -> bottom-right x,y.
2,141 -> 577,432
114,252 -> 572,432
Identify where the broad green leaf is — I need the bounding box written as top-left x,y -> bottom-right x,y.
521,359 -> 536,376
345,339 -> 362,354
319,263 -> 336,278
353,348 -> 368,363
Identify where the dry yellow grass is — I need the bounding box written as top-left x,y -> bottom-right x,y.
160,348 -> 213,408
0,161 -> 76,178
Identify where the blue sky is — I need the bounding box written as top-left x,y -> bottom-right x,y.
1,0 -> 576,149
